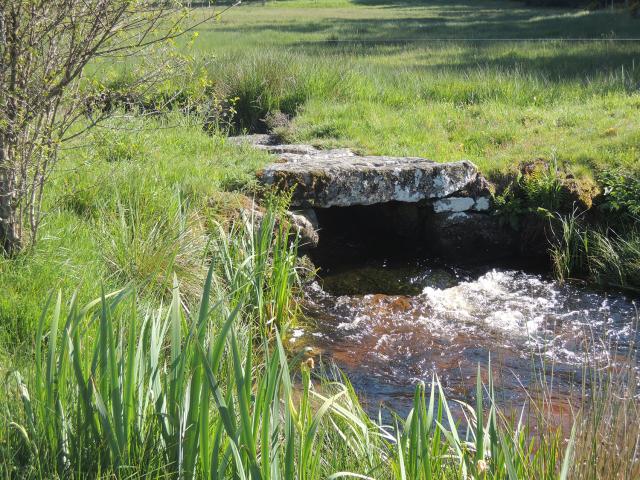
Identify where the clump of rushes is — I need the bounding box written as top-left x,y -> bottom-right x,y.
99,190 -> 210,303
1,279 -> 344,478
390,367 -> 573,480
572,357 -> 640,479
548,210 -> 640,292
211,194 -> 301,333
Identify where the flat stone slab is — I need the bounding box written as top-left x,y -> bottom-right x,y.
261,155 -> 479,208
231,134 -> 484,209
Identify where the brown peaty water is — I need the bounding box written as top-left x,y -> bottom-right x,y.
296,260 -> 639,417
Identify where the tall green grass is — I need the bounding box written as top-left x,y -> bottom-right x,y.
548,211 -> 640,292
1,204 -> 308,478
211,196 -> 301,333
86,1 -> 640,176
0,112 -> 272,346
99,192 -> 210,302
572,358 -> 640,479
1,287 -> 577,479
0,203 -> 593,480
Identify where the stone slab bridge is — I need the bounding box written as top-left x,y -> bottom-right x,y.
230,135 -> 513,261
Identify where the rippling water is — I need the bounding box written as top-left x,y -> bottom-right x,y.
299,262 -> 639,414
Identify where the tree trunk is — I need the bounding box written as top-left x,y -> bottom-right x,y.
0,145 -> 22,255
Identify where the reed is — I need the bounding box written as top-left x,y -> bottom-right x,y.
548,211 -> 640,292
3,280 -> 582,480
571,359 -> 640,479
0,260 -> 375,478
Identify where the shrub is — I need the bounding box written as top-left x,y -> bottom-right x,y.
521,160 -> 566,212
599,169 -> 640,219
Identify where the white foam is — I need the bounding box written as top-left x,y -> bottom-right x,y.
311,267 -> 637,368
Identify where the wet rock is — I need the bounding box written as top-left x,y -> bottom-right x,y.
288,209 -> 319,248
367,294 -> 415,314
316,255 -> 460,296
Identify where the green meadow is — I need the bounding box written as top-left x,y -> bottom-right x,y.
185,0 -> 640,176
1,0 -> 640,478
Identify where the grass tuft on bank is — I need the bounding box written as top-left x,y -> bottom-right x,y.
0,113 -> 271,348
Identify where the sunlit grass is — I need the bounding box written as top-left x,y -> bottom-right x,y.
172,1 -> 640,178
1,1 -> 639,477
87,1 -> 640,178
0,113 -> 272,346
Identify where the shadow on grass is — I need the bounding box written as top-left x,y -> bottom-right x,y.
210,0 -> 640,82
220,7 -> 639,39
322,42 -> 640,83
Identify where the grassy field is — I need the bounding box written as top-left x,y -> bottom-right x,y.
175,0 -> 640,176
1,0 -> 640,477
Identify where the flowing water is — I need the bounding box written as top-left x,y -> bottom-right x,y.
297,258 -> 639,416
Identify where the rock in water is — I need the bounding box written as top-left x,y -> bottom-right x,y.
288,209 -> 320,248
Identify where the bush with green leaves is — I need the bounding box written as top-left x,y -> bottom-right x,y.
599,170 -> 640,219
494,161 -> 566,230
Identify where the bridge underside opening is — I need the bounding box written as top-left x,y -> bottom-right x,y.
304,200 -> 546,273
308,202 -> 434,270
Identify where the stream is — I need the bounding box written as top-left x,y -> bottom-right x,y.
298,257 -> 639,416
